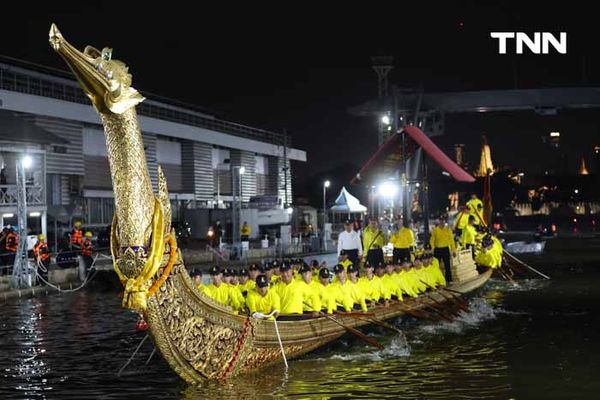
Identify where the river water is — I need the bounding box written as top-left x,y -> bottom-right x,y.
1,260 -> 599,399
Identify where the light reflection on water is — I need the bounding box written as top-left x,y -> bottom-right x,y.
1,264 -> 599,399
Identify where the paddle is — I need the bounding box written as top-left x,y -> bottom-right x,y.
322,313 -> 384,350
302,301 -> 384,350
419,279 -> 469,311
503,249 -> 551,280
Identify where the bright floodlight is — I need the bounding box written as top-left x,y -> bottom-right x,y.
239,166 -> 246,174
379,181 -> 398,198
22,155 -> 33,169
381,115 -> 391,125
286,207 -> 293,214
324,180 -> 331,188
550,132 -> 560,137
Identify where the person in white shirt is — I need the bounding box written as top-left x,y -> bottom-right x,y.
337,219 -> 363,268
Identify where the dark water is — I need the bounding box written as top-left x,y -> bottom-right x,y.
1,261 -> 599,399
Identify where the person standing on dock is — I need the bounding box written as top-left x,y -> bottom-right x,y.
430,216 -> 456,284
363,218 -> 386,268
337,219 -> 362,268
33,234 -> 51,281
81,231 -> 94,272
240,221 -> 251,242
70,221 -> 83,249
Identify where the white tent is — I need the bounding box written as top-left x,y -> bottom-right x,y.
330,187 -> 367,213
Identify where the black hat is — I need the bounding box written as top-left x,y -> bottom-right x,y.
256,275 -> 269,289
347,264 -> 358,274
339,249 -> 347,256
295,258 -> 303,264
209,266 -> 221,276
311,259 -> 319,267
375,262 -> 385,270
423,252 -> 433,259
319,268 -> 331,279
344,219 -> 352,224
423,243 -> 432,251
333,264 -> 345,274
299,264 -> 312,274
249,263 -> 259,271
280,263 -> 292,272
364,261 -> 374,269
239,268 -> 249,277
271,260 -> 280,268
223,268 -> 233,277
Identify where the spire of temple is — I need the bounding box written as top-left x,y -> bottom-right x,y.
579,157 -> 590,175
475,136 -> 495,177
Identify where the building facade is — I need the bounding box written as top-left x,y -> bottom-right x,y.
0,59 -> 305,241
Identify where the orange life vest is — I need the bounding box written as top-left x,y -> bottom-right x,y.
71,228 -> 83,246
6,232 -> 18,252
82,238 -> 93,257
33,241 -> 50,262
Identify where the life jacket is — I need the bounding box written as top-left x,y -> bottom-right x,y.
82,238 -> 93,257
34,241 -> 50,262
6,232 -> 18,252
71,228 -> 83,245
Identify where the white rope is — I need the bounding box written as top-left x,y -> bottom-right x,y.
504,250 -> 551,280
117,334 -> 149,376
253,310 -> 288,369
34,253 -> 99,293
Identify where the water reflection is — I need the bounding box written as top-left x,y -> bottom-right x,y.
0,267 -> 598,399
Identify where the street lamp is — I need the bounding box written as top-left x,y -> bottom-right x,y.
323,180 -> 330,251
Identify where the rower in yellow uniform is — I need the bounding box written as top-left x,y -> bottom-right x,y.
315,268 -> 336,314
247,275 -> 281,319
357,262 -> 386,305
394,261 -> 420,298
298,263 -> 322,312
475,237 -> 500,273
346,264 -> 368,312
273,263 -> 320,317
382,263 -> 404,300
193,270 -> 203,290
202,266 -> 237,310
373,263 -> 392,302
362,218 -> 386,269
422,244 -> 446,287
390,221 -> 415,264
330,264 -> 358,312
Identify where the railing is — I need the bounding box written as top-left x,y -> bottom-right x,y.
0,61 -> 290,146
0,185 -> 45,205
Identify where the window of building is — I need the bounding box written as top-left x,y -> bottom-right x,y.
212,147 -> 230,170
157,139 -> 182,165
83,128 -> 108,156
255,154 -> 267,175
85,197 -> 115,225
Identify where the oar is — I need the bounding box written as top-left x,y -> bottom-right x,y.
302,302 -> 384,349
419,279 -> 469,312
322,313 -> 384,350
411,297 -> 455,322
399,298 -> 441,320
420,291 -> 461,317
503,249 -> 551,280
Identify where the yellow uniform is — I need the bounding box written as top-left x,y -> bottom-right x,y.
362,226 -> 386,252
246,289 -> 281,316
270,274 -> 281,286
475,249 -> 498,268
241,224 -> 251,237
225,283 -> 245,312
406,269 -> 428,293
467,198 -> 484,224
347,280 -> 368,312
309,282 -> 335,314
274,280 -> 319,314
453,210 -> 470,231
302,281 -> 323,312
202,283 -> 235,308
390,227 -> 415,249
240,279 -> 256,294
425,258 -> 446,286
460,224 -> 477,248
339,259 -> 354,272
357,275 -> 384,302
382,274 -> 403,300
430,226 -> 456,252
330,280 -> 357,312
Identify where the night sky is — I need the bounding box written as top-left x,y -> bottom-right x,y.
2,2 -> 599,203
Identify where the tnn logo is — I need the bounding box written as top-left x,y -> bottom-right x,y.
490,32 -> 567,54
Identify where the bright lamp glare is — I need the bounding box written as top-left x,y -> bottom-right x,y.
324,180 -> 331,188
381,115 -> 391,125
239,166 -> 246,174
550,132 -> 560,137
379,182 -> 398,198
22,155 -> 33,169
286,207 -> 293,214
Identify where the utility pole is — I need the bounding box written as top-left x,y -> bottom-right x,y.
12,155 -> 32,288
